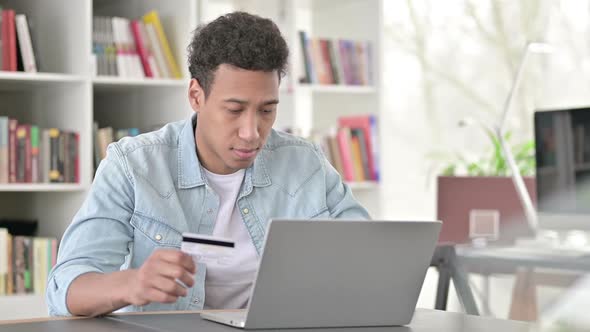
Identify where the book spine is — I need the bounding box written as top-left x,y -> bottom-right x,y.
1,10 -> 7,70
33,238 -> 43,295
8,119 -> 17,182
73,132 -> 79,183
336,127 -> 354,182
144,23 -> 170,78
298,31 -> 311,84
49,128 -> 60,183
143,11 -> 181,78
0,117 -> 7,183
13,236 -> 25,293
15,124 -> 29,183
58,131 -> 65,183
350,135 -> 365,181
14,14 -> 37,73
41,129 -> 50,183
130,20 -> 152,77
30,125 -> 39,183
6,233 -> 12,295
7,10 -> 16,71
23,237 -> 33,293
63,132 -> 70,183
0,229 -> 6,296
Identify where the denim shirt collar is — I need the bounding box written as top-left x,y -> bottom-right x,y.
177,114 -> 271,190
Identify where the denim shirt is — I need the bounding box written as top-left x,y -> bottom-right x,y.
46,114 -> 369,316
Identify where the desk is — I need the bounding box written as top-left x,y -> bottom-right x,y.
0,309 -> 532,332
455,246 -> 590,321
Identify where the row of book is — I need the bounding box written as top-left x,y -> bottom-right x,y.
92,10 -> 181,79
298,31 -> 373,86
0,228 -> 57,296
1,8 -> 38,73
0,117 -> 79,184
94,123 -> 141,167
311,115 -> 379,182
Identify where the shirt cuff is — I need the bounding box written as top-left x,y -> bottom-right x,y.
46,264 -> 103,316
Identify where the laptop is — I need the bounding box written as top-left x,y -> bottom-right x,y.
201,219 -> 442,329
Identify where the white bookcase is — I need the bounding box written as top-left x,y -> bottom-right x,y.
0,0 -> 383,319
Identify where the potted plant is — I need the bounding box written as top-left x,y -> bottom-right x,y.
434,129 -> 537,245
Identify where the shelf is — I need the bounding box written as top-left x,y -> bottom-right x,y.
0,294 -> 47,320
0,72 -> 87,89
93,77 -> 188,91
298,84 -> 376,94
346,181 -> 379,190
575,163 -> 590,172
0,184 -> 87,192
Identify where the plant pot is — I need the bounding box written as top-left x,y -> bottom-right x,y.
436,175 -> 537,245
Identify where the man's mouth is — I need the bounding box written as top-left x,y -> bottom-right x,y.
232,148 -> 258,159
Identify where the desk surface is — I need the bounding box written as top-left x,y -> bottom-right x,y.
457,246 -> 590,271
0,309 -> 532,332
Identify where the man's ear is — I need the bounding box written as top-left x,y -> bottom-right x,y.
188,78 -> 204,113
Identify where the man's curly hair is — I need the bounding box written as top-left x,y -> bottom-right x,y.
187,11 -> 289,97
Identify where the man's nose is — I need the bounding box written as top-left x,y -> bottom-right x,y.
238,112 -> 259,142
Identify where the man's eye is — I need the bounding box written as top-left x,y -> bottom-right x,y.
228,109 -> 243,113
261,109 -> 274,114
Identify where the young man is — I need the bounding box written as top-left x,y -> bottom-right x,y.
47,12 -> 369,317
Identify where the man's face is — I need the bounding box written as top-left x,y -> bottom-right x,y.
189,64 -> 279,175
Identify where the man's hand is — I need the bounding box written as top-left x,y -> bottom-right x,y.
126,249 -> 196,306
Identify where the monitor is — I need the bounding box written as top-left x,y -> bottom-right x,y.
535,107 -> 590,230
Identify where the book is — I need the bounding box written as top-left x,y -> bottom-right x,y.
14,14 -> 37,73
41,129 -> 50,183
143,11 -> 181,78
144,22 -> 170,78
338,115 -> 379,181
48,128 -> 61,183
33,237 -> 44,295
336,127 -> 354,182
0,116 -> 8,183
7,9 -> 15,71
1,10 -> 8,70
16,124 -> 31,183
131,20 -> 153,78
327,132 -> 345,177
6,232 -> 12,294
351,128 -> 371,180
0,228 -> 7,295
349,135 -> 365,181
8,119 -> 17,183
13,236 -> 25,293
298,31 -> 312,83
2,10 -> 16,71
30,125 -> 39,183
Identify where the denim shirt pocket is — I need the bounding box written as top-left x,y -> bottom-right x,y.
130,211 -> 183,248
309,207 -> 331,219
128,212 -> 199,311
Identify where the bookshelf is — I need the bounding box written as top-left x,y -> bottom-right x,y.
0,0 -> 383,318
201,0 -> 384,217
0,0 -> 196,319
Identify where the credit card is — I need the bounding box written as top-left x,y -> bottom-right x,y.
181,232 -> 235,265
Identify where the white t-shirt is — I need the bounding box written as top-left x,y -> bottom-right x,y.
202,168 -> 259,309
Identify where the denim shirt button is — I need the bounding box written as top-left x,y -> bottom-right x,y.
207,208 -> 213,214
243,208 -> 249,214
193,298 -> 200,304
154,234 -> 162,241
